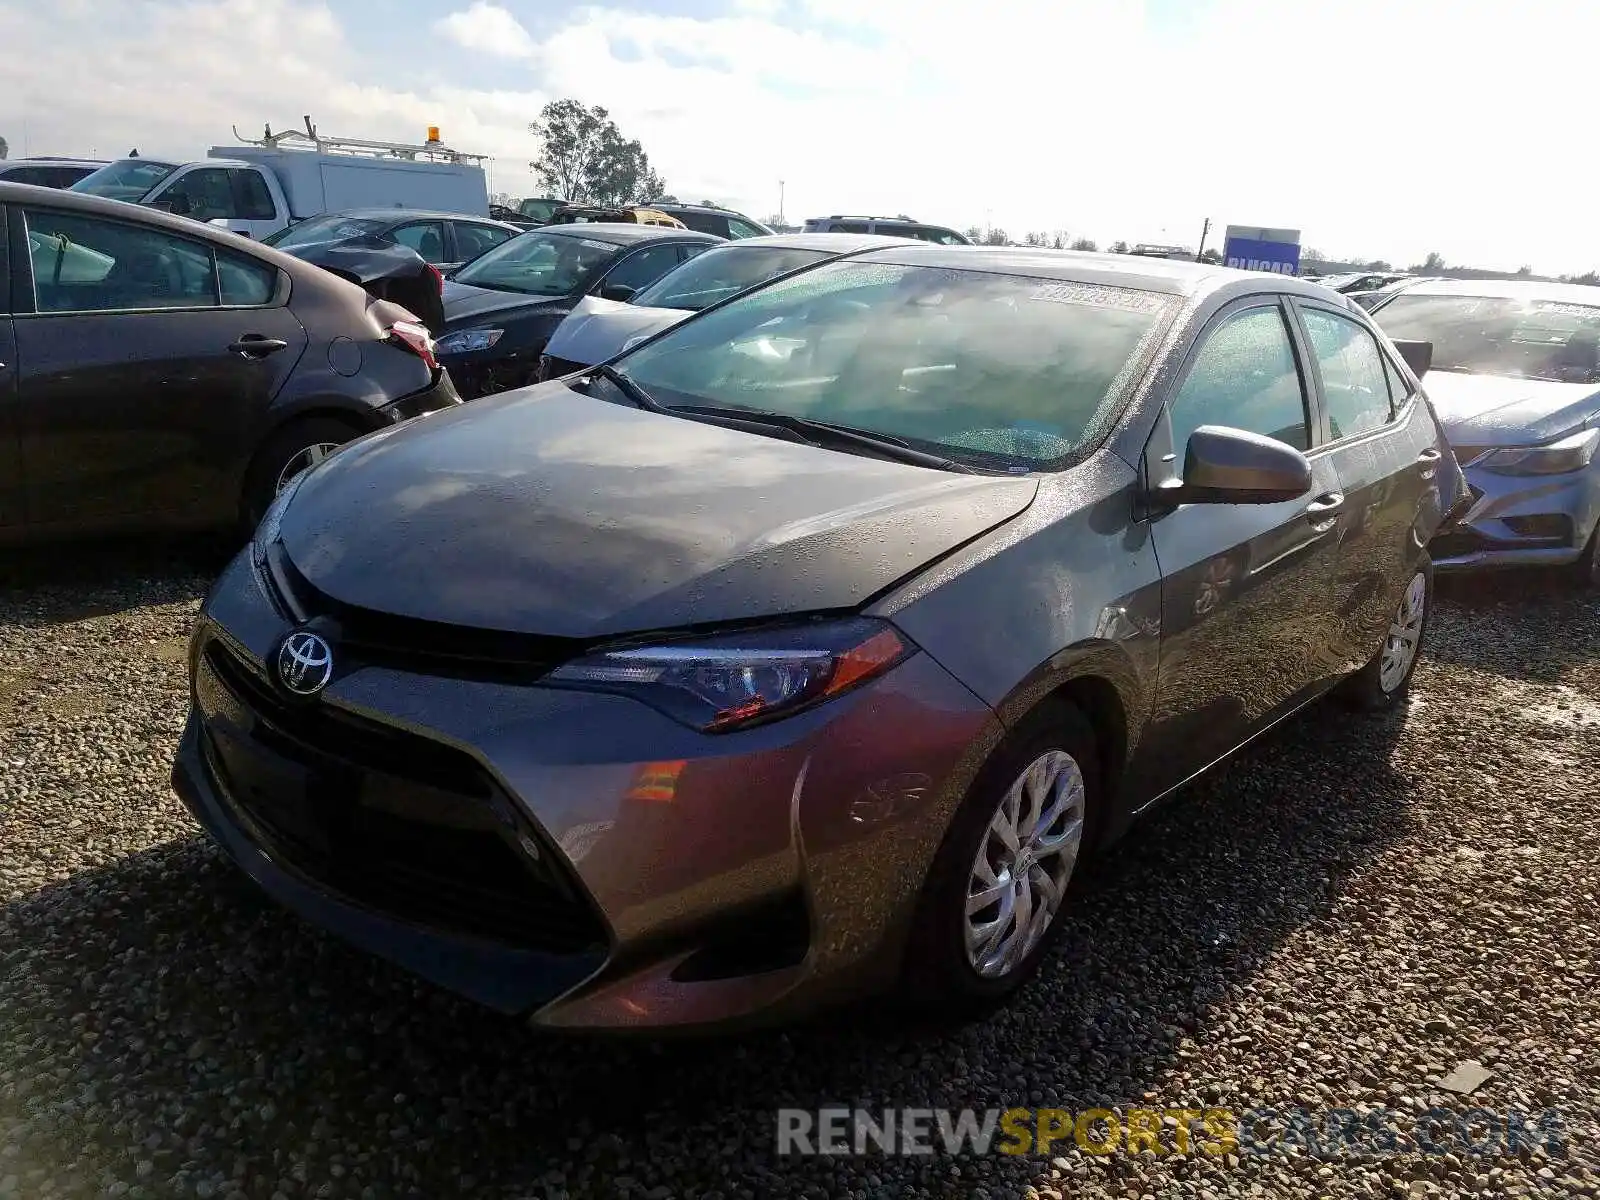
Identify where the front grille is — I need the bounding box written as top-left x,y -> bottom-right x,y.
200,639 -> 607,954
266,544 -> 582,683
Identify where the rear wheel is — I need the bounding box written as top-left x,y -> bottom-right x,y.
241,417 -> 365,531
1338,560 -> 1432,710
903,703 -> 1099,1015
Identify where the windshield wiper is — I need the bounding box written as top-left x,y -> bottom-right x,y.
669,403 -> 974,473
588,363 -> 668,412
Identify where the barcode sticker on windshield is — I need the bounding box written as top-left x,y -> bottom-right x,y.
1028,282 -> 1166,315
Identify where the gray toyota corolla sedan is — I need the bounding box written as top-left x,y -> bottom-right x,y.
173,247 -> 1466,1031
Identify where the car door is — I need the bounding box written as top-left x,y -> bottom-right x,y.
0,206 -> 20,532
11,203 -> 308,533
592,242 -> 690,301
1291,299 -> 1439,675
1136,297 -> 1345,796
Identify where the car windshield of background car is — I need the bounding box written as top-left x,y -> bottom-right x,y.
632,246 -> 831,311
452,233 -> 617,296
265,216 -> 388,249
617,261 -> 1172,470
69,159 -> 180,202
1373,294 -> 1600,384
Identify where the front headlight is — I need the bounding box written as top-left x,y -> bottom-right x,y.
1478,427 -> 1600,476
548,617 -> 914,732
435,328 -> 504,355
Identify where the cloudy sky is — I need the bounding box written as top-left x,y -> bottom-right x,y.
4,0 -> 1593,273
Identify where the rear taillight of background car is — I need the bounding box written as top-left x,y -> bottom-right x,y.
426,263 -> 444,295
387,320 -> 439,372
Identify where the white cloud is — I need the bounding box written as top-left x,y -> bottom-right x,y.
433,1 -> 537,58
8,0 -> 1600,273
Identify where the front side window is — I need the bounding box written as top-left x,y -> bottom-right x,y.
1371,292 -> 1600,385
616,262 -> 1173,469
631,245 -> 831,311
69,159 -> 180,202
517,198 -> 564,222
601,244 -> 686,294
24,208 -> 219,312
1169,306 -> 1311,454
1301,308 -> 1393,439
725,217 -> 767,239
451,231 -> 617,296
390,221 -> 447,264
156,168 -> 236,221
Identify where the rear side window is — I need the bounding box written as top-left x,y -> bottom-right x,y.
834,221 -> 871,234
391,221 -> 447,264
217,249 -> 277,305
1170,305 -> 1311,453
725,217 -> 766,239
1301,308 -> 1394,439
602,244 -> 684,292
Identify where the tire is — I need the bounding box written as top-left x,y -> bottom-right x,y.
902,701 -> 1101,1017
241,417 -> 365,532
1337,558 -> 1433,711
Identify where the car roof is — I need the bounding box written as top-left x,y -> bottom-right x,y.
700,232 -> 913,254
322,207 -> 520,229
845,244 -> 1329,299
1384,276 -> 1600,305
535,222 -> 723,246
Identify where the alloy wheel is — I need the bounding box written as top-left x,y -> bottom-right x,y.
275,442 -> 342,495
964,749 -> 1086,979
1379,570 -> 1427,693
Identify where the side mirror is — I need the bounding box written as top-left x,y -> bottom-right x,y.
600,282 -> 637,302
1392,339 -> 1433,378
1155,426 -> 1313,507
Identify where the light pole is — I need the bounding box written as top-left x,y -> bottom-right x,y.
779,180 -> 785,227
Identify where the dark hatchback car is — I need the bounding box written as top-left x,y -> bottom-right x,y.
433,223 -> 722,398
0,183 -> 459,543
263,209 -> 521,274
175,248 -> 1465,1031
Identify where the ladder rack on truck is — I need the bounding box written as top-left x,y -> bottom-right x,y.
230,123 -> 488,166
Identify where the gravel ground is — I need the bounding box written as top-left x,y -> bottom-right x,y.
2,541 -> 1598,1200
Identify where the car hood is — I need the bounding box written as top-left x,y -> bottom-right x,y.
277,385 -> 1039,639
1422,371 -> 1600,447
543,295 -> 692,366
441,280 -> 567,329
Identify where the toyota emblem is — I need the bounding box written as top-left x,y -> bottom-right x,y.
277,630 -> 334,696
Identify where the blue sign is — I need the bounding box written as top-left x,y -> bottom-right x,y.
1223,236 -> 1302,276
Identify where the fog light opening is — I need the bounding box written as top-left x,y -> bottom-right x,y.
670,889 -> 810,983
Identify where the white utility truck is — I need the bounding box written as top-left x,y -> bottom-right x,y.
69,122 -> 490,239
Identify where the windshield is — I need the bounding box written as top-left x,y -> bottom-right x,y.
518,198 -> 564,222
70,159 -> 180,202
451,231 -> 617,296
1372,293 -> 1600,384
264,215 -> 387,249
632,245 -> 831,311
615,261 -> 1172,469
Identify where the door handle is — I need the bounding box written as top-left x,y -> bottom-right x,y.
1305,491 -> 1344,531
1415,446 -> 1442,478
228,336 -> 289,358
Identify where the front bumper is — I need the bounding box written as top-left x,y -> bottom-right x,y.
174,550 -> 1002,1030
1428,460 -> 1600,571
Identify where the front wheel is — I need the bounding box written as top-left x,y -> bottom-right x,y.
902,703 -> 1099,1015
1337,559 -> 1432,710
